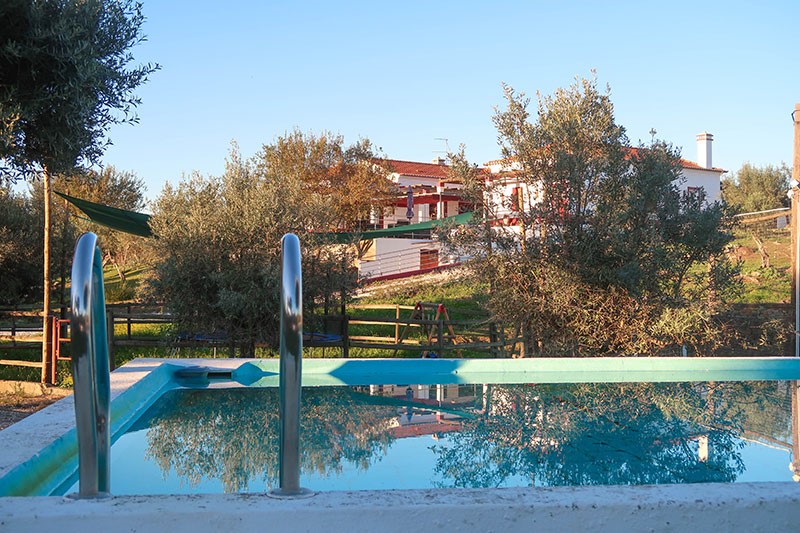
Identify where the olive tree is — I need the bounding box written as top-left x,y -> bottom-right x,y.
445,76 -> 739,356
0,0 -> 157,380
148,134 -> 389,356
0,185 -> 42,304
721,163 -> 791,214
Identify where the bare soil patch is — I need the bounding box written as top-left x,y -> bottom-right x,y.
0,384 -> 71,430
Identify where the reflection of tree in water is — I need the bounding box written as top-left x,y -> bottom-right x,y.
144,387 -> 397,493
431,382 -> 783,488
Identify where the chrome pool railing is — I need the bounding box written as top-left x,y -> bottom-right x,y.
69,232 -> 111,498
270,233 -> 313,498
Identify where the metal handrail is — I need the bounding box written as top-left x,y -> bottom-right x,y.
270,233 -> 313,498
69,232 -> 111,498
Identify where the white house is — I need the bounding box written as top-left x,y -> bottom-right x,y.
356,134 -> 725,281
484,132 -> 725,220
355,159 -> 469,281
378,158 -> 465,226
681,133 -> 725,202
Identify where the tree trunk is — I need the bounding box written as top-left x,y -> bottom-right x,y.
750,231 -> 770,269
41,167 -> 52,383
110,256 -> 126,283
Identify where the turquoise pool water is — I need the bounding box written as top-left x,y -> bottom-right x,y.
58,380 -> 799,494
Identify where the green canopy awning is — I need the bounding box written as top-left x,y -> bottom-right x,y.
56,191 -> 474,242
55,191 -> 152,237
321,211 -> 474,243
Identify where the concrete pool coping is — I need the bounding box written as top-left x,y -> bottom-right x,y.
1,357 -> 799,531
1,483 -> 799,532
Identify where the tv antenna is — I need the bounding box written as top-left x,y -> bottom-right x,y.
434,137 -> 450,154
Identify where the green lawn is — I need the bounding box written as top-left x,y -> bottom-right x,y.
730,227 -> 792,303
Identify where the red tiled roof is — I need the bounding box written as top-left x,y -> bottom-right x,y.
389,421 -> 462,439
484,149 -> 726,173
627,147 -> 726,173
678,159 -> 726,172
484,157 -> 511,166
378,158 -> 451,179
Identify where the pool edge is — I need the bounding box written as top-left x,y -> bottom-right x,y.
0,483 -> 798,532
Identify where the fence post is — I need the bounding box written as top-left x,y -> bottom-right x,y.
106,310 -> 115,371
48,315 -> 57,386
126,304 -> 132,340
42,312 -> 53,384
342,316 -> 349,358
437,317 -> 444,354
489,322 -> 498,358
395,304 -> 400,343
10,305 -> 16,347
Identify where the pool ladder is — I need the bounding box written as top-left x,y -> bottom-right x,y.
270,233 -> 313,498
69,232 -> 311,498
69,233 -> 111,498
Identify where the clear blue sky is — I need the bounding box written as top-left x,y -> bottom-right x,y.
100,0 -> 800,203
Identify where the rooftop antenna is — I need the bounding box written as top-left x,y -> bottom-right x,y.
649,128 -> 657,144
434,137 -> 450,155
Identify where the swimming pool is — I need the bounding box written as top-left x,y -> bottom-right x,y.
2,357 -> 799,497
2,357 -> 800,532
64,380 -> 798,495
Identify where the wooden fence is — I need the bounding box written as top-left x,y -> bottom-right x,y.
305,303 -> 517,357
2,302 -> 518,381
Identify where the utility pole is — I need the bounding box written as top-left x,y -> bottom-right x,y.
793,104 -> 800,357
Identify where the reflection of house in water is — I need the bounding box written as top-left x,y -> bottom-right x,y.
364,384 -> 483,439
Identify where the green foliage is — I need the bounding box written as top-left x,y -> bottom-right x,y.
141,387 -> 396,492
0,185 -> 42,303
722,163 -> 791,214
447,76 -> 740,355
259,130 -> 397,231
0,0 -> 158,179
147,136 -> 376,356
26,165 -> 150,285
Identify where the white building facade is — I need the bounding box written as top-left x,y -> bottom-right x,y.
357,134 -> 724,282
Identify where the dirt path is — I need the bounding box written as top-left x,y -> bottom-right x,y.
0,384 -> 71,430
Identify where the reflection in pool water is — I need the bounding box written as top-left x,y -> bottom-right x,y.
66,381 -> 798,494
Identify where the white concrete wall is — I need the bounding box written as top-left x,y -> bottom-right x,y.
680,168 -> 722,203
358,238 -> 435,279
2,484 -> 798,532
488,180 -> 540,219
391,173 -> 439,189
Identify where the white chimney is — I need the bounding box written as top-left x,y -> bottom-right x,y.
696,132 -> 713,169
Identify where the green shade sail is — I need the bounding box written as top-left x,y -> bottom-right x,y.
55,191 -> 152,237
56,191 -> 474,241
321,211 -> 474,243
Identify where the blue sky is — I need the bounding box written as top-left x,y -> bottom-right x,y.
100,1 -> 800,202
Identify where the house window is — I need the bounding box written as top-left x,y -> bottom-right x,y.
510,187 -> 520,211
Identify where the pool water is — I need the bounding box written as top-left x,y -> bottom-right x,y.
61,380 -> 798,495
